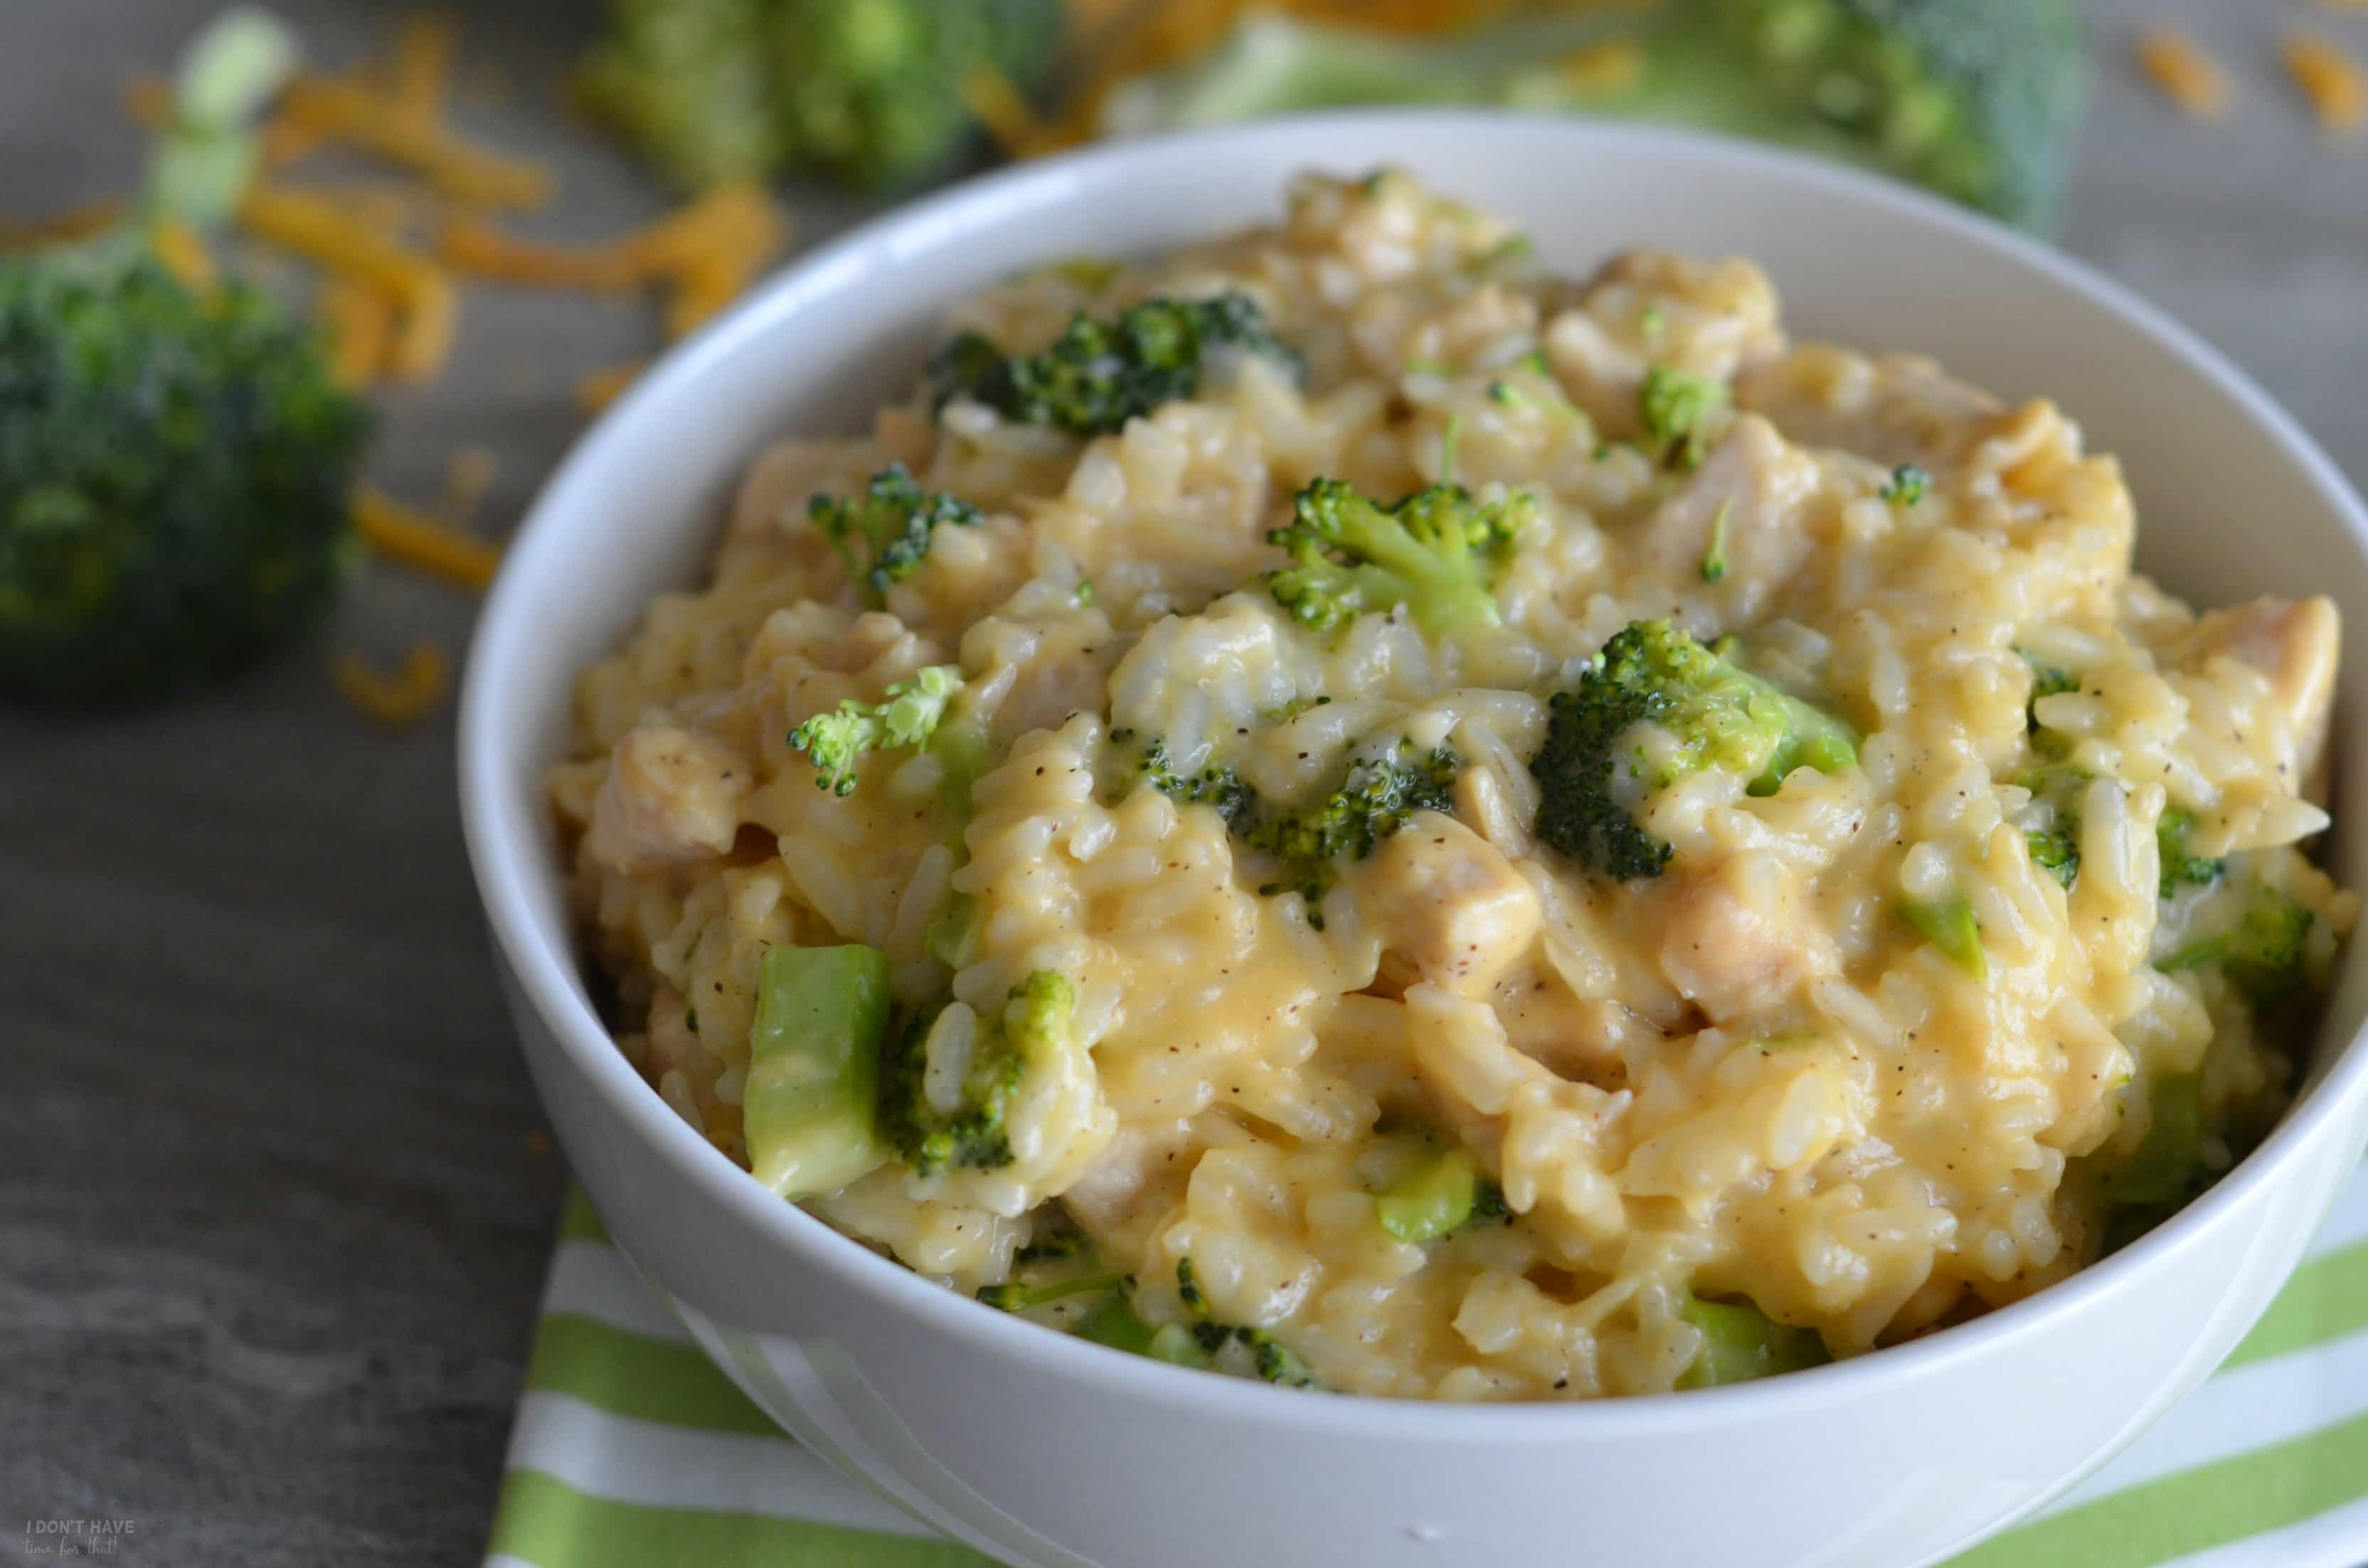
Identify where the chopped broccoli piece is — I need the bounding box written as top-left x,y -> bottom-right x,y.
2161,885 -> 2314,1006
1073,1289 -> 1214,1367
743,944 -> 892,1198
1639,366 -> 1729,470
923,892 -> 979,970
2,11 -> 371,705
879,971 -> 1073,1175
2014,763 -> 2088,890
1699,497 -> 1734,583
929,291 -> 1299,436
1529,619 -> 1859,880
2100,1073 -> 2204,1208
1879,464 -> 1931,506
1265,476 -> 1531,636
1487,370 -> 1594,440
1172,1259 -> 1322,1388
1675,1296 -> 1831,1389
581,0 -> 1068,192
2026,827 -> 2079,890
1139,739 -> 1259,832
1902,894 -> 1986,980
1014,1223 -> 1087,1266
2155,807 -> 2225,900
977,1272 -> 1126,1312
1104,1 -> 2083,230
809,465 -> 980,606
787,664 -> 964,796
1246,742 -> 1460,907
2016,648 -> 2080,739
1374,1146 -> 1490,1243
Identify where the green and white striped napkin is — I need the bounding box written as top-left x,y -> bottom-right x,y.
486,1171 -> 2368,1568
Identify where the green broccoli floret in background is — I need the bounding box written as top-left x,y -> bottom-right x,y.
787,664 -> 965,796
929,291 -> 1300,436
880,970 -> 1074,1175
810,465 -> 980,606
581,0 -> 1069,192
1266,477 -> 1531,636
2,9 -> 372,705
1247,742 -> 1460,908
1101,0 -> 2086,230
1639,366 -> 1729,471
1529,619 -> 1858,880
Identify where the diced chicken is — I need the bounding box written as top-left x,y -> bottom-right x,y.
1735,345 -> 2001,474
585,725 -> 754,873
2188,595 -> 2341,803
1632,415 -> 1822,612
1656,853 -> 1838,1024
1368,816 -> 1543,997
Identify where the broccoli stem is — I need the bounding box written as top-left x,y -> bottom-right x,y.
742,944 -> 892,1198
1902,895 -> 1986,981
1074,1291 -> 1214,1367
977,1273 -> 1126,1312
2101,1073 -> 2204,1208
1374,1146 -> 1483,1243
1676,1296 -> 1831,1389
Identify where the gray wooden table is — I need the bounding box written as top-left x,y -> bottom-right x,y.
3,2 -> 2362,1564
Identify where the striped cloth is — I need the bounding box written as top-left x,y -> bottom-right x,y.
486,1172 -> 2368,1568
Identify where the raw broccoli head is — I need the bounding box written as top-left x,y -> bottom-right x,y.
583,0 -> 1068,192
881,970 -> 1074,1177
1107,0 -> 2083,230
1529,619 -> 1858,880
1265,477 -> 1531,636
1247,742 -> 1460,906
1,13 -> 368,705
929,291 -> 1300,436
809,464 -> 980,607
787,664 -> 964,795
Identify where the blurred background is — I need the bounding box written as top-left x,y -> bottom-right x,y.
3,1 -> 2362,1562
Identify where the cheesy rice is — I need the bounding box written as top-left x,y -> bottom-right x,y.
551,171 -> 2353,1401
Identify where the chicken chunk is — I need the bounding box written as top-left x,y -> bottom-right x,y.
2188,596 -> 2340,804
1632,415 -> 1822,614
1657,853 -> 1837,1024
1366,816 -> 1543,997
585,726 -> 753,873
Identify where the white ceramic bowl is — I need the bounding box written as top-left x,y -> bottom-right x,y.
460,114 -> 2368,1568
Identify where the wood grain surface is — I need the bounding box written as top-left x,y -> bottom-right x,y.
2,1 -> 2362,1563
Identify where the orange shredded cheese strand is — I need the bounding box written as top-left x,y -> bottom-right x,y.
149,219 -> 217,290
575,361 -> 646,416
319,278 -> 395,388
391,274 -> 457,383
353,486 -> 500,590
278,75 -> 553,210
331,640 -> 451,727
1559,38 -> 1645,95
388,12 -> 460,131
238,186 -> 457,380
664,250 -> 752,339
619,182 -> 779,274
1,199 -> 122,248
2136,29 -> 2231,119
436,215 -> 644,290
2285,31 -> 2367,134
961,66 -> 1047,157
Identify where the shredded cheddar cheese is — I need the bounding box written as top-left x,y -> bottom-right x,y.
388,12 -> 459,132
331,640 -> 451,727
237,186 -> 457,380
440,444 -> 499,527
2285,31 -> 2367,134
1559,38 -> 1645,95
961,66 -> 1048,158
353,485 -> 500,591
575,361 -> 646,415
436,215 -> 644,290
277,75 -> 554,210
0,199 -> 122,248
149,218 -> 216,291
319,277 -> 395,388
2136,29 -> 2231,119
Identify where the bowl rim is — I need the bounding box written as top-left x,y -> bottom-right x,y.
460,107 -> 2368,1436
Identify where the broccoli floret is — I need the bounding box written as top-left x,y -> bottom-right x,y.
2,11 -> 371,705
2161,885 -> 2315,1006
2155,807 -> 2225,900
1639,366 -> 1729,471
1529,619 -> 1859,880
929,291 -> 1299,436
1172,1259 -> 1322,1389
976,1272 -> 1126,1312
582,0 -> 1068,192
742,944 -> 892,1197
1104,1 -> 2083,230
1073,1289 -> 1215,1367
1139,739 -> 1258,832
1676,1296 -> 1831,1389
809,465 -> 979,606
1699,498 -> 1735,583
1265,477 -> 1531,636
1374,1145 -> 1499,1244
1879,464 -> 1932,506
2014,763 -> 2088,890
1246,742 -> 1460,907
787,664 -> 964,796
880,971 -> 1073,1175
1902,894 -> 1986,980
2100,1072 -> 2204,1208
